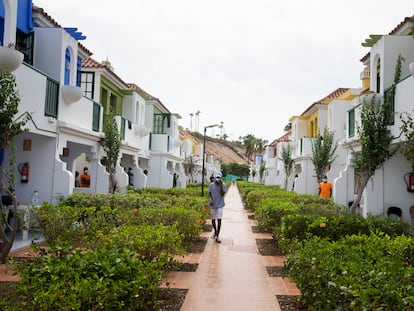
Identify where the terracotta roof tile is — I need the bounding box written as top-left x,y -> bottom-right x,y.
82,57 -> 106,69
301,87 -> 349,116
389,16 -> 414,35
127,83 -> 158,101
360,15 -> 414,63
32,6 -> 61,27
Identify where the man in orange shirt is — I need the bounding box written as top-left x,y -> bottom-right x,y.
80,167 -> 91,188
318,175 -> 332,198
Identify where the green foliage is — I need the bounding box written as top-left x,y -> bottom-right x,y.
0,70 -> 27,149
243,185 -> 341,232
183,155 -> 200,182
22,188 -> 208,310
350,55 -> 403,213
36,191 -> 207,248
131,206 -> 202,244
354,95 -> 395,178
0,70 -> 30,262
400,110 -> 414,171
286,233 -> 414,310
242,134 -> 267,162
280,213 -> 409,253
311,127 -> 338,182
279,143 -> 294,188
97,224 -> 184,266
259,162 -> 266,182
14,247 -> 167,310
351,94 -> 396,213
99,113 -> 121,193
35,203 -> 120,249
245,189 -> 274,212
221,162 -> 250,179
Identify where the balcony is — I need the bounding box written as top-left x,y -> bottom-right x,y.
116,117 -> 149,151
150,133 -> 172,153
14,63 -> 102,135
293,137 -> 315,159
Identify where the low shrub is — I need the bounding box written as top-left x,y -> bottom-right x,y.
95,223 -> 185,264
286,233 -> 414,310
14,247 -> 167,310
131,206 -> 202,244
280,213 -> 409,253
35,204 -> 120,248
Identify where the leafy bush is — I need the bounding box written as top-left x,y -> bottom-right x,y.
255,197 -> 341,231
35,204 -> 120,248
286,233 -> 414,310
131,206 -> 202,244
96,224 -> 185,264
14,247 -> 167,310
280,213 -> 410,254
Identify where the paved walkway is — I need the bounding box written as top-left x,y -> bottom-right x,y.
164,184 -> 300,310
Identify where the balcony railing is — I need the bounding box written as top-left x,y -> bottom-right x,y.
44,77 -> 59,118
92,102 -> 101,132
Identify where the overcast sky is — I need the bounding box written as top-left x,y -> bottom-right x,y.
34,1 -> 413,142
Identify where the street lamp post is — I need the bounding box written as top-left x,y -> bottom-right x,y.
201,124 -> 219,196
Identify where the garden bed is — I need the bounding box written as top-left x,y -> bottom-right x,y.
256,238 -> 283,256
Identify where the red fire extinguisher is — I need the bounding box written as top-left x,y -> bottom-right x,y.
18,162 -> 29,183
404,172 -> 414,192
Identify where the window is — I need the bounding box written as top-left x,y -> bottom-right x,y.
16,30 -> 34,65
348,109 -> 355,137
384,88 -> 395,126
153,114 -> 165,134
76,57 -> 82,87
80,72 -> 95,99
110,94 -> 117,114
64,48 -> 71,85
376,59 -> 381,93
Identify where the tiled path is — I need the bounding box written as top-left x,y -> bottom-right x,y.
163,184 -> 300,310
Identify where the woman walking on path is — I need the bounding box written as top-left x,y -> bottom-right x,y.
208,171 -> 226,243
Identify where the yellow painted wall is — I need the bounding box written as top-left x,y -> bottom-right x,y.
307,111 -> 318,137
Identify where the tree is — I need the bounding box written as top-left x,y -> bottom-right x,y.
242,134 -> 268,163
0,70 -> 29,263
100,113 -> 121,193
221,162 -> 250,179
350,55 -> 402,214
251,169 -> 257,180
311,127 -> 338,182
279,143 -> 294,189
350,95 -> 395,213
183,155 -> 200,183
259,162 -> 266,183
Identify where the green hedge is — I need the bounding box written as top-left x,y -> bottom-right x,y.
254,196 -> 341,232
279,213 -> 409,254
286,233 -> 414,310
14,247 -> 168,310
